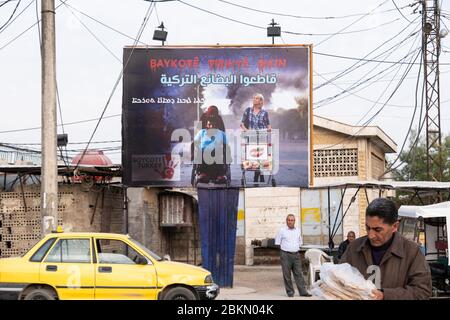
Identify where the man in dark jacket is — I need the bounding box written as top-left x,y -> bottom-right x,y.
337,231 -> 356,260
341,198 -> 432,300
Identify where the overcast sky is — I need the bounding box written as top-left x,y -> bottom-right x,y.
1,0 -> 450,164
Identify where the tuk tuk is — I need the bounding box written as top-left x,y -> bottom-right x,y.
398,202 -> 450,297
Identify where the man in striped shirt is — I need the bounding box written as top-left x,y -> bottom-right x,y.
275,214 -> 311,297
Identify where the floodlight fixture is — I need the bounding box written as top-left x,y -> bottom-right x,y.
153,22 -> 168,45
267,19 -> 281,44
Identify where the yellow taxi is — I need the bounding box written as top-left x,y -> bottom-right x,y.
0,231 -> 219,300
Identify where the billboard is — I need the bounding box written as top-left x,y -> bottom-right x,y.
122,45 -> 312,188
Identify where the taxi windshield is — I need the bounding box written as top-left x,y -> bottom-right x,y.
130,238 -> 163,261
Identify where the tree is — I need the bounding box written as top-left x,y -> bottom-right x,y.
392,130 -> 450,182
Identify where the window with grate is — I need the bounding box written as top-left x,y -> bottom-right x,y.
313,148 -> 358,177
159,193 -> 194,227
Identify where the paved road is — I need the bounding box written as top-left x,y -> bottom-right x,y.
217,265 -> 317,300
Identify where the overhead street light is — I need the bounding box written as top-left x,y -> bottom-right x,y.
153,22 -> 168,46
267,19 -> 281,45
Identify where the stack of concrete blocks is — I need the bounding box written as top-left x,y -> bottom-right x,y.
0,187 -> 65,258
0,184 -> 124,258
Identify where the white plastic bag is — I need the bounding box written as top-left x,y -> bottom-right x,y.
311,263 -> 377,300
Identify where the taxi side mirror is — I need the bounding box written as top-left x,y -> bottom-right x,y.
136,256 -> 148,265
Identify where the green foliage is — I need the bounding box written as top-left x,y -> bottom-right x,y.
392,131 -> 450,182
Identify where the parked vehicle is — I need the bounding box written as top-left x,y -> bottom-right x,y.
398,202 -> 450,297
0,231 -> 219,300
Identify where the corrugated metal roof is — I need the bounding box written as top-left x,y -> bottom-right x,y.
0,164 -> 122,176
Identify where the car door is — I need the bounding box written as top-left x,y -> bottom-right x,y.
94,237 -> 158,300
40,237 -> 95,300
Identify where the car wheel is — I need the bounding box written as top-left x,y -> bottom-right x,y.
163,287 -> 197,300
23,287 -> 57,300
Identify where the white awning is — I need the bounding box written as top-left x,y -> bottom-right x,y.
399,201 -> 450,218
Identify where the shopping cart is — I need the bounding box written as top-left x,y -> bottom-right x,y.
240,129 -> 276,187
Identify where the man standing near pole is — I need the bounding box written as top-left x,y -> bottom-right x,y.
275,214 -> 311,297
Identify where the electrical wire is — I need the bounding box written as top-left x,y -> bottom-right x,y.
62,2 -> 149,46
0,0 -> 70,51
378,50 -> 424,171
392,0 -> 412,23
314,16 -> 421,91
0,114 -> 120,134
314,0 -> 390,47
357,49 -> 421,128
354,33 -> 421,126
315,47 -> 421,150
0,0 -> 21,31
73,1 -> 155,170
177,0 -> 403,37
0,0 -> 33,35
154,0 -> 161,25
314,31 -> 421,109
217,0 -> 406,20
314,36 -> 421,108
4,140 -> 121,146
61,2 -> 122,63
0,1 -> 13,8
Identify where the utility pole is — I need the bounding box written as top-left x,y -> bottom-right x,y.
422,0 -> 443,181
41,0 -> 58,235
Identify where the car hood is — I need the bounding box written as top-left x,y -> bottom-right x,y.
155,260 -> 209,274
154,260 -> 211,286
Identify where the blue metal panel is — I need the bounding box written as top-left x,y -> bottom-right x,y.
197,188 -> 239,288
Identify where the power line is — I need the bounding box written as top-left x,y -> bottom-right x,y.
315,47 -> 421,150
0,0 -> 70,51
0,0 -> 21,31
217,0 -> 407,20
73,1 -> 155,170
314,0 -> 391,47
314,68 -> 450,85
315,32 -> 421,108
315,50 -> 450,65
314,42 -> 421,108
177,0 -> 402,37
354,34 -> 421,126
61,2 -> 122,63
5,140 -> 121,146
62,2 -> 149,46
154,0 -> 161,25
314,17 -> 421,91
0,1 -> 13,8
392,0 -> 412,23
0,114 -> 120,134
0,0 -> 33,35
357,49 -> 421,127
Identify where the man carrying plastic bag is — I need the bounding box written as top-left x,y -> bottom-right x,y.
339,198 -> 431,300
